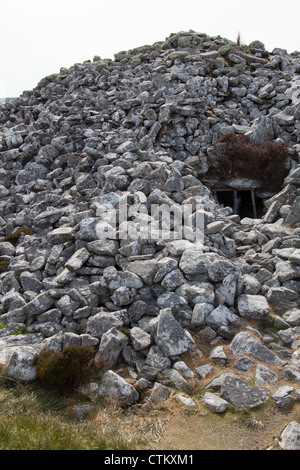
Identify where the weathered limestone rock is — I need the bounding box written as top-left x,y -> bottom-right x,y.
255,364 -> 279,387
278,327 -> 300,345
242,274 -> 261,295
284,367 -> 300,384
98,370 -> 139,403
87,240 -> 119,256
289,249 -> 300,265
179,250 -> 208,278
266,287 -> 299,304
191,302 -> 214,328
220,375 -> 270,408
195,364 -> 214,378
279,421 -> 300,450
20,271 -> 43,294
237,294 -> 273,323
218,273 -> 240,306
205,372 -> 239,391
173,360 -> 195,378
65,248 -> 90,271
161,269 -> 186,290
175,394 -> 196,406
86,311 -> 124,339
47,227 -> 75,244
176,282 -> 215,306
16,163 -> 48,185
251,116 -> 274,146
100,266 -> 143,290
263,200 -> 281,224
95,327 -> 129,367
203,392 -> 229,413
111,286 -> 138,306
150,382 -> 171,402
208,259 -> 240,282
130,326 -> 151,351
144,345 -> 171,372
153,257 -> 178,283
126,259 -> 159,285
283,308 -> 300,326
206,304 -> 242,331
5,346 -> 38,382
209,345 -> 227,366
162,368 -> 192,393
23,292 -> 54,316
276,261 -> 300,282
230,331 -> 285,364
272,386 -> 294,408
155,308 -> 195,357
234,356 -> 256,373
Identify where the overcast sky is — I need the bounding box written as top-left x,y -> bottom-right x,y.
1,0 -> 300,98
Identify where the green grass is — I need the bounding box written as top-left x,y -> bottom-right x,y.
12,326 -> 30,335
0,382 -> 140,450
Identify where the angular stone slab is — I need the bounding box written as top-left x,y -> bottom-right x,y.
203,392 -> 229,413
98,370 -> 139,403
23,292 -> 55,316
230,331 -> 285,364
95,327 -> 129,367
237,294 -> 273,322
86,311 -> 124,339
279,421 -> 300,450
65,247 -> 90,271
155,308 -> 195,357
221,375 -> 270,409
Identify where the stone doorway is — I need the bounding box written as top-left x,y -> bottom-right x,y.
213,189 -> 264,219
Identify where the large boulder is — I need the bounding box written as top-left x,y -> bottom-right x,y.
279,421 -> 300,450
220,375 -> 270,408
230,331 -> 285,364
95,327 -> 129,367
154,308 -> 196,357
98,370 -> 139,403
86,311 -> 124,339
237,295 -> 273,322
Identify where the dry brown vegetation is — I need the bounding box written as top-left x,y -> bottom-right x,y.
206,133 -> 296,191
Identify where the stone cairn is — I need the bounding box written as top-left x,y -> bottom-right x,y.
0,31 -> 300,445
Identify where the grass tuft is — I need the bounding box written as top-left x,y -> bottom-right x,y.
0,382 -> 139,450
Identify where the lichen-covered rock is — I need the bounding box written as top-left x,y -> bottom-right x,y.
98,370 -> 139,403
85,311 -> 124,339
230,331 -> 285,364
237,294 -> 273,323
150,382 -> 171,403
5,346 -> 38,382
272,386 -> 294,408
279,421 -> 300,450
220,375 -> 270,409
23,292 -> 55,316
95,327 -> 129,367
155,308 -> 196,357
203,392 -> 229,413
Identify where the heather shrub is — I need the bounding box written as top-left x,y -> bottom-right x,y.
207,133 -> 294,191
33,345 -> 95,393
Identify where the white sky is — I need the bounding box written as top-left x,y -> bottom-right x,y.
1,0 -> 300,97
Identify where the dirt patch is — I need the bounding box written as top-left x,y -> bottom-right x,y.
136,398 -> 300,451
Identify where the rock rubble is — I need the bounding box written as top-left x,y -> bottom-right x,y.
0,30 -> 300,439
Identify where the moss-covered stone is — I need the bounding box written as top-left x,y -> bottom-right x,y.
0,227 -> 33,244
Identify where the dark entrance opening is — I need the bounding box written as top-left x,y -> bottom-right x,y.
214,189 -> 264,219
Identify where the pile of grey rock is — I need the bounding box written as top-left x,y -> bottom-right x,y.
0,31 -> 300,445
